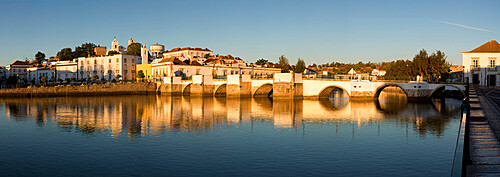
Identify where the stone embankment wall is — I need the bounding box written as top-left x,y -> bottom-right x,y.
0,83 -> 157,97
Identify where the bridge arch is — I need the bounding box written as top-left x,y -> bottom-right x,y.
430,84 -> 465,98
214,84 -> 227,97
182,83 -> 191,96
318,85 -> 350,99
374,84 -> 408,99
253,83 -> 273,97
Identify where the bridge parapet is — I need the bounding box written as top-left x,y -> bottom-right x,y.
227,74 -> 252,97
190,75 -> 216,96
158,77 -> 183,95
273,73 -> 303,99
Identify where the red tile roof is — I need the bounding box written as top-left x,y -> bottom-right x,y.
158,57 -> 187,65
464,40 -> 500,53
10,60 -> 31,65
164,47 -> 211,53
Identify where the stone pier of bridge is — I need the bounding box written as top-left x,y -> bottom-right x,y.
156,73 -> 465,99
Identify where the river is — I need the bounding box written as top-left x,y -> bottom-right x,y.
0,93 -> 462,176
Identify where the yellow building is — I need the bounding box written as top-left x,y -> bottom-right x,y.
135,64 -> 153,80
136,64 -> 152,81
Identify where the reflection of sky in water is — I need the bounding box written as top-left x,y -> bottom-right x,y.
0,95 -> 462,176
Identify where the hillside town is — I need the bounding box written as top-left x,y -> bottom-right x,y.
4,38 -> 500,88
0,38 -> 283,86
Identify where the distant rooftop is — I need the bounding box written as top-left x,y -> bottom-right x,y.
164,47 -> 211,53
464,40 -> 500,53
10,60 -> 30,65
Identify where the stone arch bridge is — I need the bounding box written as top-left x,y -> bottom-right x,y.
157,73 -> 465,99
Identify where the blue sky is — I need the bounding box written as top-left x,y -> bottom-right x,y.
0,0 -> 498,65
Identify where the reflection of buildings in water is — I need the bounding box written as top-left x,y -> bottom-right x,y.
0,94 -> 462,138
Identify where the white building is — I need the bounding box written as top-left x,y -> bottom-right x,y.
163,47 -> 213,62
0,66 -> 7,79
462,40 -> 500,86
54,60 -> 78,82
371,69 -> 386,76
151,57 -> 211,78
77,54 -> 141,81
27,65 -> 55,84
150,55 -> 280,80
5,60 -> 32,81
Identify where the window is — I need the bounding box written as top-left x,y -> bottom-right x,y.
132,59 -> 134,63
490,58 -> 497,68
94,60 -> 97,64
109,59 -> 111,63
116,58 -> 119,62
87,60 -> 89,64
124,59 -> 127,63
196,69 -> 200,75
472,59 -> 479,67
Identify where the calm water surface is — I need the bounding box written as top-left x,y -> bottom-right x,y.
0,94 -> 462,176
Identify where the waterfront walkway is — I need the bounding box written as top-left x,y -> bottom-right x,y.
466,86 -> 500,176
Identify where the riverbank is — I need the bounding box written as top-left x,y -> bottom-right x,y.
0,83 -> 156,97
465,86 -> 500,176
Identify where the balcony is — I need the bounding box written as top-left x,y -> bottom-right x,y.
470,65 -> 480,71
489,65 -> 498,71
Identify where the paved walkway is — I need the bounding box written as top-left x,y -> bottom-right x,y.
466,86 -> 500,176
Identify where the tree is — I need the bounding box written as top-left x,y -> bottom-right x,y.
81,43 -> 97,56
6,75 -> 19,85
116,74 -> 122,80
57,48 -> 74,61
137,70 -> 145,81
278,55 -> 291,73
40,77 -> 48,85
294,58 -> 306,73
35,51 -> 46,64
70,76 -> 76,82
412,49 -> 449,81
125,43 -> 142,56
256,58 -> 268,65
108,51 -> 120,56
92,75 -> 99,81
204,54 -> 211,58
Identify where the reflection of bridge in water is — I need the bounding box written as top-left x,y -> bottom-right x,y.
2,94 -> 461,138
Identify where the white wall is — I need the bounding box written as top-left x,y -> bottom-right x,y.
462,52 -> 500,84
77,54 -> 140,81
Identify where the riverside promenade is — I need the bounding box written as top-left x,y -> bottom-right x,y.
466,86 -> 500,176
